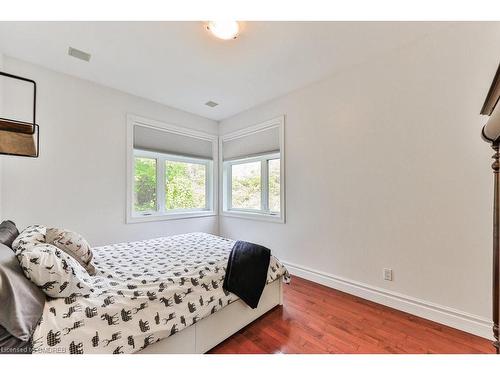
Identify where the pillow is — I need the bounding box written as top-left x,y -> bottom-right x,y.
12,224 -> 46,254
45,228 -> 96,276
16,242 -> 95,298
0,220 -> 19,248
0,243 -> 45,342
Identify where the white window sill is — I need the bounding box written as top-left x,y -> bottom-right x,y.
127,210 -> 216,224
220,210 -> 285,223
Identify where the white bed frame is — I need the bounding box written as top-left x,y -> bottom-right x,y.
138,277 -> 284,354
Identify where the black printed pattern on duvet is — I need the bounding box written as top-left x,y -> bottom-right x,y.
30,232 -> 290,354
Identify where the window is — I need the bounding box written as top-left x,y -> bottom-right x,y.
165,160 -> 207,210
221,116 -> 285,222
231,161 -> 261,210
225,153 -> 281,216
133,150 -> 211,217
134,157 -> 157,213
268,158 -> 280,213
127,115 -> 217,223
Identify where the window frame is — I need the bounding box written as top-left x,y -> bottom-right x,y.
220,116 -> 285,223
224,152 -> 280,214
127,115 -> 217,223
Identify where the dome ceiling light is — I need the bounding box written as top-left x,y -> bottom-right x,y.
206,21 -> 240,40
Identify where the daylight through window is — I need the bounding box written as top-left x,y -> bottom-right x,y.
133,150 -> 212,216
224,152 -> 281,217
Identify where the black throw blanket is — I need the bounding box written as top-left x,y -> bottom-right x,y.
223,240 -> 271,309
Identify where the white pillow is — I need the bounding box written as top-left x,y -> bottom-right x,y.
12,224 -> 46,253
16,242 -> 95,298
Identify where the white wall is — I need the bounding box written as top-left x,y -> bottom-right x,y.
219,23 -> 500,326
0,56 -> 219,245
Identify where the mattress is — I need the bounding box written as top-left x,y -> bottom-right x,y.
31,232 -> 289,354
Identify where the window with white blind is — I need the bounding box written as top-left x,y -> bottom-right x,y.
220,116 -> 285,223
127,115 -> 217,223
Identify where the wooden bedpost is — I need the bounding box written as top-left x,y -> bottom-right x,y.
492,142 -> 500,354
481,62 -> 500,353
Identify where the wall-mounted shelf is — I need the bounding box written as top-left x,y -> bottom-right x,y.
0,71 -> 39,158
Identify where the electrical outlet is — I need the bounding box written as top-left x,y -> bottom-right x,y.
383,268 -> 393,281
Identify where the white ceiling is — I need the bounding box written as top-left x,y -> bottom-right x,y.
0,22 -> 451,121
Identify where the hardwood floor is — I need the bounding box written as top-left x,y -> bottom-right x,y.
209,276 -> 495,354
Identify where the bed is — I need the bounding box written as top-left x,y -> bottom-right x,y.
25,232 -> 289,354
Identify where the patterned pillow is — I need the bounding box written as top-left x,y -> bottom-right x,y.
11,224 -> 46,253
45,228 -> 96,276
16,242 -> 95,298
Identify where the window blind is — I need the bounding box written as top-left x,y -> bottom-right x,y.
134,125 -> 213,159
222,126 -> 280,161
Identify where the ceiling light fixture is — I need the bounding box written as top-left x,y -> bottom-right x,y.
207,21 -> 239,40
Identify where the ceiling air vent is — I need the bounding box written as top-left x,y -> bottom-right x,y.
68,47 -> 91,62
205,101 -> 219,108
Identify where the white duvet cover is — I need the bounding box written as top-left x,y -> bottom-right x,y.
31,233 -> 289,354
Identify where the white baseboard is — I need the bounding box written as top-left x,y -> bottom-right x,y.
282,260 -> 493,340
